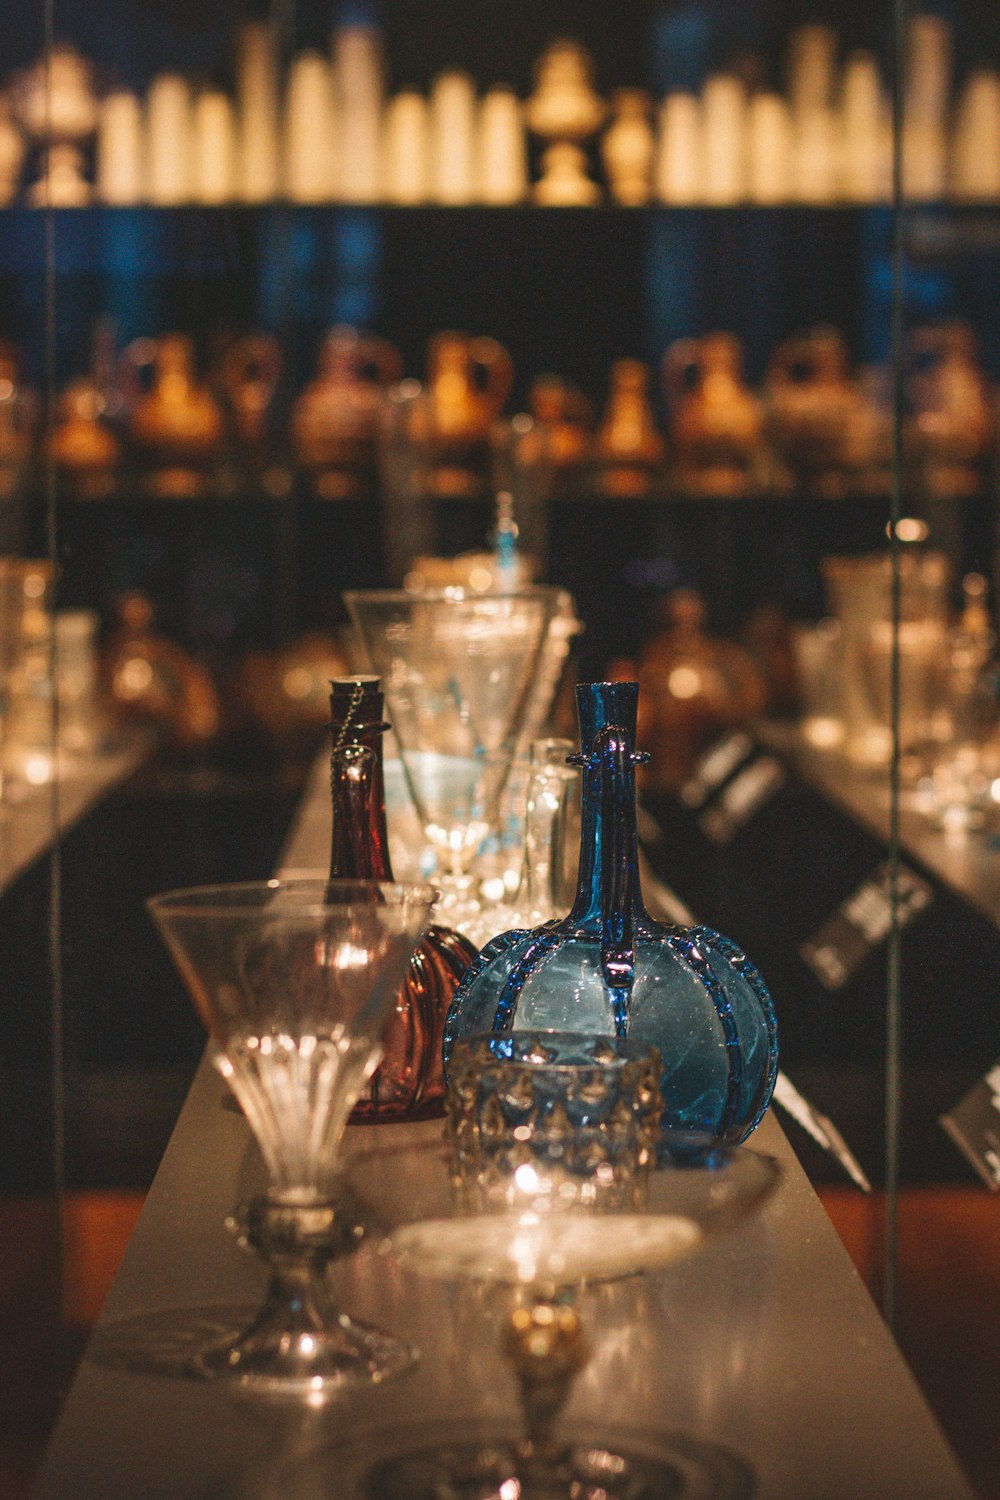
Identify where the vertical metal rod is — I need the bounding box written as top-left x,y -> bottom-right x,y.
42,1 -> 66,1339
885,0 -> 908,1331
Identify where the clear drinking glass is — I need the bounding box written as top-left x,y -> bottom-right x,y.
91,878 -> 436,1399
344,587 -> 560,894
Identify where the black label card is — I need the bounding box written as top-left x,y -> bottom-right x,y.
799,861 -> 934,991
697,755 -> 786,845
941,1063 -> 1000,1190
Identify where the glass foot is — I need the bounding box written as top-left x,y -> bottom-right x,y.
87,1305 -> 417,1400
289,1418 -> 754,1500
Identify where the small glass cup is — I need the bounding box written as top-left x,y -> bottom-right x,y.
446,1031 -> 663,1218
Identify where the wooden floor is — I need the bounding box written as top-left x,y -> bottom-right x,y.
820,1187 -> 1000,1500
1,1187 -> 997,1500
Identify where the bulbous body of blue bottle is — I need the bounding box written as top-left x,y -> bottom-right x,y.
443,681 -> 779,1143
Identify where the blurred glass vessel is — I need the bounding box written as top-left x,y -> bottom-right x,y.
217,332 -> 283,490
418,330 -> 514,498
444,681 -> 779,1143
292,326 -> 402,498
663,332 -> 763,497
766,326 -> 864,497
126,333 -> 224,497
101,592 -> 221,751
611,589 -> 767,792
328,675 -> 477,1120
50,327 -> 126,499
455,735 -> 578,950
344,587 -> 558,891
0,343 -> 37,501
0,557 -> 55,794
905,321 -> 995,498
821,550 -> 951,772
594,359 -> 665,498
138,878 -> 435,1397
529,373 -> 593,489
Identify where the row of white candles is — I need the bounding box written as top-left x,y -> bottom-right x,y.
14,15 -> 1000,207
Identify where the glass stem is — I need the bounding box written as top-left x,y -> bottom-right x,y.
502,1299 -> 589,1463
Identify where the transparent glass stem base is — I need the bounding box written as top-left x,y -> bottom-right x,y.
200,1195 -> 417,1396
352,1296 -> 753,1499
87,1194 -> 418,1400
354,1418 -> 753,1500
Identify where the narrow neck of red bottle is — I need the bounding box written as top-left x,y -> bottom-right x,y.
329,682 -> 395,882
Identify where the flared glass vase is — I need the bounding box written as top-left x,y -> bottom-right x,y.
444,681 -> 779,1144
329,676 -> 477,1120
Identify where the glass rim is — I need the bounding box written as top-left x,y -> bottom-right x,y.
146,877 -> 439,920
343,584 -> 565,608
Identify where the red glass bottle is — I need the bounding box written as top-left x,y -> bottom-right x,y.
329,675 -> 477,1120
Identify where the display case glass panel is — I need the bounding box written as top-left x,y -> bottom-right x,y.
0,1 -> 997,1494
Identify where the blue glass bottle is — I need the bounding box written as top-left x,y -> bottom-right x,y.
443,681 -> 778,1143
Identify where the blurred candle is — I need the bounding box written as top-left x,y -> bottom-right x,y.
147,74 -> 190,204
702,74 -> 746,203
192,91 -> 236,204
429,70 -> 476,203
382,90 -> 429,203
747,93 -> 792,204
841,52 -> 885,203
96,91 -> 143,204
477,86 -> 527,204
236,21 -> 280,202
792,106 -> 839,203
283,51 -> 336,202
788,24 -> 837,112
654,92 -> 701,204
951,70 -> 1000,201
903,16 -> 950,200
334,23 -> 383,202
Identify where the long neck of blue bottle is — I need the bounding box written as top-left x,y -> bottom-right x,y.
568,682 -> 646,931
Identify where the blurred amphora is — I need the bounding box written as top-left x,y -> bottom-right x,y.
218,333 -> 283,490
50,326 -> 126,500
0,343 -> 36,500
292,326 -> 402,498
415,331 -> 514,497
101,592 -> 221,749
126,334 -> 224,497
611,589 -> 767,790
594,358 -> 665,498
905,322 -> 995,498
766,327 -> 864,496
663,333 -> 763,496
529,374 -> 593,488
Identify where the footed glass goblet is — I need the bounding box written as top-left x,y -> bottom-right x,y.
344,587 -> 559,894
132,878 -> 436,1398
341,1040 -> 779,1499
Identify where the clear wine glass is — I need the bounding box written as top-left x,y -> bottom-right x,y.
90,878 -> 436,1400
330,1034 -> 780,1498
343,587 -> 560,900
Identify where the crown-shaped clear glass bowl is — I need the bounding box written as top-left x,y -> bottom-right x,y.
331,1032 -> 780,1498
